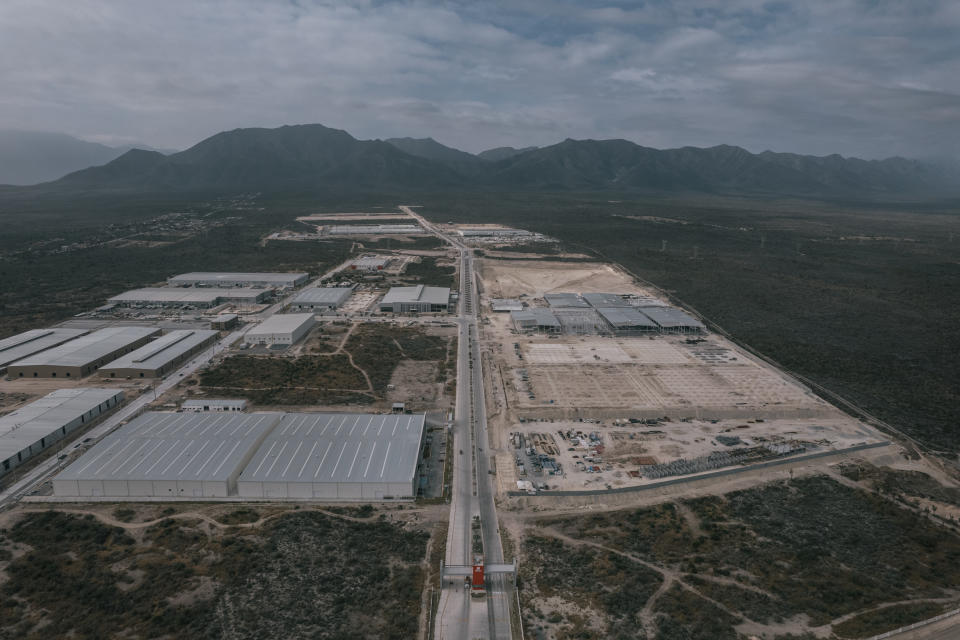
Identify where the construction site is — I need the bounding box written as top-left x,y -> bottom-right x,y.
475,257 -> 888,495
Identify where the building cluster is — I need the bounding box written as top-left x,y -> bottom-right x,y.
511,292 -> 705,335
52,411 -> 425,500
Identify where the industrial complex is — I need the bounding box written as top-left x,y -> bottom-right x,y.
1,388 -> 124,478
52,411 -> 426,500
7,326 -> 162,378
168,272 -> 309,288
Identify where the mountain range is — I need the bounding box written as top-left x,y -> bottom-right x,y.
8,123 -> 958,197
0,130 -> 175,186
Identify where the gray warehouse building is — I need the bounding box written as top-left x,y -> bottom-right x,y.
379,285 -> 450,313
246,313 -> 316,346
237,413 -> 425,500
99,329 -> 219,379
596,307 -> 659,334
544,292 -> 590,308
289,287 -> 353,311
582,292 -> 632,308
168,272 -> 309,288
1,388 -> 124,478
0,328 -> 89,373
8,326 -> 162,378
638,306 -> 706,333
511,309 -> 561,333
109,287 -> 268,308
53,411 -> 284,498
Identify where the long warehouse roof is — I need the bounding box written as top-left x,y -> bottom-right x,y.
100,330 -> 218,371
169,272 -> 308,284
595,307 -> 658,328
638,306 -> 706,329
9,326 -> 161,368
511,308 -> 561,327
238,413 -> 425,484
247,313 -> 315,336
55,412 -> 284,482
582,292 -> 632,308
381,285 -> 450,305
0,388 -> 123,460
0,328 -> 89,369
109,288 -> 264,304
290,287 -> 353,304
544,292 -> 590,308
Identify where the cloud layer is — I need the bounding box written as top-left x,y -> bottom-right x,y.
1,0 -> 957,158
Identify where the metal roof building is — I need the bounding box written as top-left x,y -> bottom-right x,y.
379,285 -> 450,313
181,398 -> 247,412
53,412 -> 284,498
582,293 -> 632,308
595,307 -> 659,334
511,309 -> 561,333
490,299 -> 524,312
0,328 -> 89,373
7,326 -> 162,379
638,306 -> 706,333
109,287 -> 268,308
289,287 -> 353,311
99,330 -> 219,379
246,313 -> 316,345
347,256 -> 391,271
236,413 -> 426,500
325,224 -> 423,235
544,293 -> 590,308
1,388 -> 124,478
168,272 -> 309,288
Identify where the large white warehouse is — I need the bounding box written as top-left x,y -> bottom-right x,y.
1,388 -> 124,478
237,413 -> 425,500
246,313 -> 316,346
53,412 -> 283,498
288,287 -> 353,311
0,328 -> 89,373
168,272 -> 309,288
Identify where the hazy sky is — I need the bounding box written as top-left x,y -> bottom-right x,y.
1,0 -> 958,158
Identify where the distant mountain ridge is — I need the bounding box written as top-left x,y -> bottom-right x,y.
33,124 -> 960,197
0,130 -> 172,186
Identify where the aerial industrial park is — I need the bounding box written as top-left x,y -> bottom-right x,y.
0,203 -> 955,640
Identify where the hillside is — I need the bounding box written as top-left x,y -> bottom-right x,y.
21,124 -> 958,197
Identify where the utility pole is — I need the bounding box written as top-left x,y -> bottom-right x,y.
661,240 -> 667,252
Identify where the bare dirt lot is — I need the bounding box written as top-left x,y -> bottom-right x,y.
480,259 -> 649,298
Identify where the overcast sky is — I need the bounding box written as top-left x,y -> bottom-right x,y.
1,0 -> 958,158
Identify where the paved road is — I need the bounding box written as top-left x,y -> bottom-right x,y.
403,207 -> 511,640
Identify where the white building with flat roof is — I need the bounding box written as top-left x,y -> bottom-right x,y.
168,272 -> 309,288
1,388 -> 124,478
237,412 -> 425,500
289,287 -> 353,311
181,398 -> 247,412
246,313 -> 316,346
379,285 -> 450,313
52,411 -> 284,498
109,287 -> 268,308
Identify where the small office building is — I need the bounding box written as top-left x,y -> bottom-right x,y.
181,399 -> 247,412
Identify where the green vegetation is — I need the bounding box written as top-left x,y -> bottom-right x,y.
0,509 -> 429,640
200,323 -> 452,405
523,476 -> 960,638
832,602 -> 948,638
400,256 -> 457,288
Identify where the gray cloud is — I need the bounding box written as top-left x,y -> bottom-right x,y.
0,0 -> 957,158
